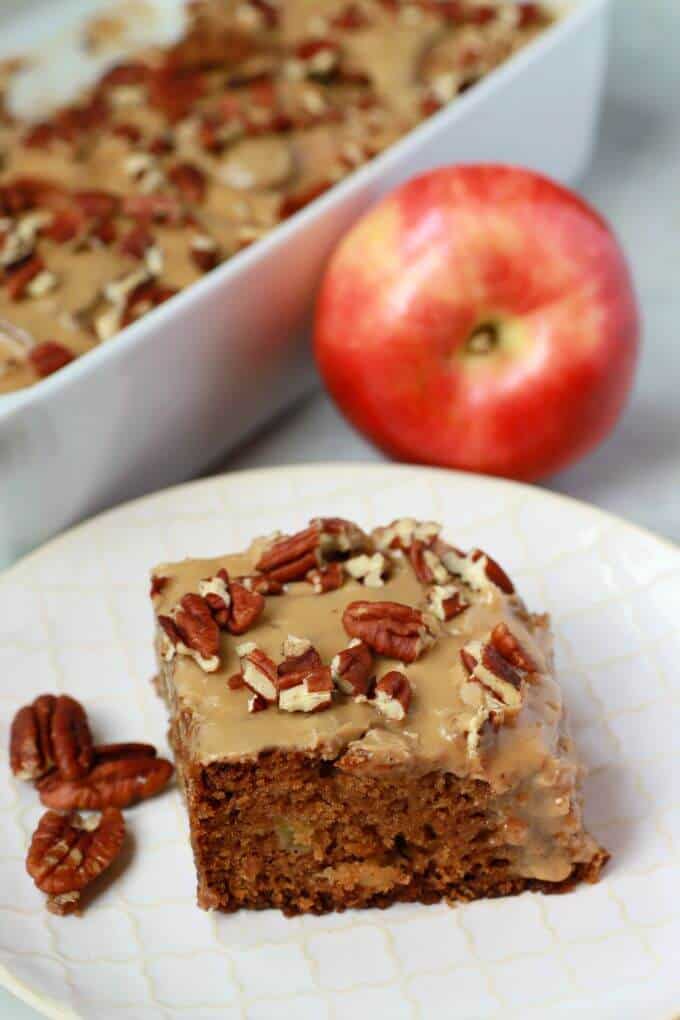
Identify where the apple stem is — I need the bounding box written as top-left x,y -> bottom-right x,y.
466,322 -> 499,355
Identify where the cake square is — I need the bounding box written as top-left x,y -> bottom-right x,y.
151,517 -> 607,915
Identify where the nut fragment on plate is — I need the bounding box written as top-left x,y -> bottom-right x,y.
26,807 -> 125,915
10,694 -> 93,781
342,600 -> 437,663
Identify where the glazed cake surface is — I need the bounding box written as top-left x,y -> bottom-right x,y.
152,518 -> 608,914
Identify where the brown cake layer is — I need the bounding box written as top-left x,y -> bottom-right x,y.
173,750 -> 607,916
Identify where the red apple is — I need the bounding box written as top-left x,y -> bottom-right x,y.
314,165 -> 640,481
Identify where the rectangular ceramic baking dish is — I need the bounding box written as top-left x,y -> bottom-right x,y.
0,0 -> 612,565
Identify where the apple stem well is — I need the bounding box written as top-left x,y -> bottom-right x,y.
465,322 -> 499,356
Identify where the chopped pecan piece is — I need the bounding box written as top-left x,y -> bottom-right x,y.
6,255 -> 45,301
248,693 -> 269,713
307,562 -> 344,593
150,573 -> 170,599
158,592 -> 221,671
459,637 -> 524,712
73,190 -> 119,220
342,601 -> 437,663
10,694 -> 93,782
279,180 -> 332,219
279,635 -> 323,676
198,568 -> 230,625
190,234 -> 220,272
28,341 -> 74,379
441,546 -> 515,595
374,671 -> 411,721
490,623 -> 538,673
167,162 -> 207,204
227,672 -> 245,690
344,553 -> 388,588
408,541 -> 450,585
372,518 -> 440,552
427,584 -> 469,622
237,642 -> 278,702
331,639 -> 374,697
236,573 -> 283,596
26,807 -> 125,915
227,580 -> 265,634
278,666 -> 333,713
37,754 -> 173,810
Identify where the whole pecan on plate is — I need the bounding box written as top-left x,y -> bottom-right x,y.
10,694 -> 93,782
37,751 -> 173,811
26,807 -> 125,915
342,601 -> 437,663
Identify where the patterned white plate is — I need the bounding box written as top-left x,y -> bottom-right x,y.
1,464 -> 678,1020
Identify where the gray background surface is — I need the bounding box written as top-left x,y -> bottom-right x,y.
2,0 -> 678,1016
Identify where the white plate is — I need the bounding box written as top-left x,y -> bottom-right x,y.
0,464 -> 678,1020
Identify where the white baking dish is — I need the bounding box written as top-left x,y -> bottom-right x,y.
0,0 -> 611,565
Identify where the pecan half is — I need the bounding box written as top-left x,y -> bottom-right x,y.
331,639 -> 374,697
307,562 -> 344,593
237,642 -> 278,702
256,523 -> 321,582
374,671 -> 411,721
26,807 -> 125,915
278,666 -> 333,713
257,518 -> 368,583
37,754 -> 173,810
427,584 -> 469,622
10,694 -> 93,782
342,601 -> 437,663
